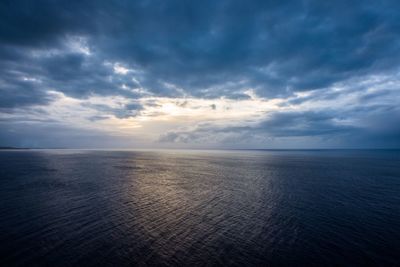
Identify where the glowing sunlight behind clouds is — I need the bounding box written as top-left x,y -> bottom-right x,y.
20,90 -> 283,140
1,0 -> 400,148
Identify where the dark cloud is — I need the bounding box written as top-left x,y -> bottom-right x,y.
159,108 -> 400,148
257,111 -> 355,137
0,69 -> 55,108
0,0 -> 97,46
1,0 -> 400,147
2,0 -> 400,100
90,0 -> 400,97
159,110 -> 356,142
85,102 -> 143,119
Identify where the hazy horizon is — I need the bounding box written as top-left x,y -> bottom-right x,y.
2,147 -> 400,151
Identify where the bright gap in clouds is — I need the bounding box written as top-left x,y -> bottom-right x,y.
3,70 -> 397,149
20,90 -> 282,138
2,69 -> 399,149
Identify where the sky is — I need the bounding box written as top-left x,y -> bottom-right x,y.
1,0 -> 400,149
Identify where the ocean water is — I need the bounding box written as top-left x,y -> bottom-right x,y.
0,149 -> 399,266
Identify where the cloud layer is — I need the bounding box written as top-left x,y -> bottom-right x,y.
1,0 -> 399,148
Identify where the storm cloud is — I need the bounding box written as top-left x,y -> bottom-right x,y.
1,0 -> 399,148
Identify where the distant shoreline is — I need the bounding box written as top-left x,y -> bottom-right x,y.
0,147 -> 30,150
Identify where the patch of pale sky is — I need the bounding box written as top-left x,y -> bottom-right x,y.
4,71 -> 398,145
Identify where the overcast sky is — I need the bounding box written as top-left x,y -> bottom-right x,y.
1,0 -> 399,149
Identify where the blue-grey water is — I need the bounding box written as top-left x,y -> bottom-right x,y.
0,149 -> 399,266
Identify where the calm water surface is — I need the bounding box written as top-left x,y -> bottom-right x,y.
0,149 -> 399,266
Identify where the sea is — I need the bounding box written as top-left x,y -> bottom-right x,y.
0,149 -> 399,266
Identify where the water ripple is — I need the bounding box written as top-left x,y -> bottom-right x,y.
0,150 -> 399,266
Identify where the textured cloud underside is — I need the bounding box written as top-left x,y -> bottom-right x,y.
1,0 -> 399,148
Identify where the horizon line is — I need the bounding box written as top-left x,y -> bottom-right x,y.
1,147 -> 399,151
